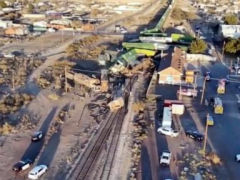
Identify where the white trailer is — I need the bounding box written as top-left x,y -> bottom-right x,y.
172,104 -> 185,115
162,107 -> 172,128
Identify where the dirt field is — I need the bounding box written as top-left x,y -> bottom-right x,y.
0,33 -> 73,54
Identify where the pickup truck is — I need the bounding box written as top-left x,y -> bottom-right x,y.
160,150 -> 171,165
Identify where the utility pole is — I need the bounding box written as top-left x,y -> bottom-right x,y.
200,77 -> 207,104
194,73 -> 197,92
24,59 -> 27,71
41,39 -> 43,52
179,75 -> 182,100
222,41 -> 225,59
11,70 -> 15,90
62,30 -> 64,44
203,114 -> 209,156
64,66 -> 67,93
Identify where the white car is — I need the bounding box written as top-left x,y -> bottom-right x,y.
160,151 -> 171,165
157,127 -> 179,137
28,165 -> 48,179
236,154 -> 240,162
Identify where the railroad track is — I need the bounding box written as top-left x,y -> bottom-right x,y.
100,95 -> 128,180
68,75 -> 137,180
69,109 -> 123,180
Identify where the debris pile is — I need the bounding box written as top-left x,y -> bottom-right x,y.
66,35 -> 105,59
17,114 -> 36,130
178,151 -> 217,180
48,93 -> 60,101
36,60 -> 75,89
0,93 -> 34,114
130,112 -> 148,180
88,102 -> 110,124
132,101 -> 145,113
0,122 -> 14,134
49,109 -> 68,133
0,57 -> 44,88
122,58 -> 154,76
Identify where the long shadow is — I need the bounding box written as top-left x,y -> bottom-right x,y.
21,107 -> 58,161
37,129 -> 61,166
141,144 -> 152,180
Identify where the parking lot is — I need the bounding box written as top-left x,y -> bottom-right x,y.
149,59 -> 240,180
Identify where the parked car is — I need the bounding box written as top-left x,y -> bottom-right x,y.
206,114 -> 214,126
28,165 -> 48,179
31,131 -> 43,142
160,151 -> 171,165
157,127 -> 179,137
235,154 -> 240,162
185,130 -> 204,141
12,159 -> 33,172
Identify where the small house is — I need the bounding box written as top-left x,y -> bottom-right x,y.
158,47 -> 185,84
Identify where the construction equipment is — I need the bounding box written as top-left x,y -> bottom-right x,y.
107,97 -> 124,112
214,97 -> 223,114
66,71 -> 100,88
217,79 -> 225,94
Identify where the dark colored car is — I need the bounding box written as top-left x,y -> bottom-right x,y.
31,131 -> 43,142
12,159 -> 33,172
185,130 -> 204,141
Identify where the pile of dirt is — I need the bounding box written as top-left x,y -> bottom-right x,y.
0,57 -> 44,88
130,112 -> 148,180
49,109 -> 68,133
17,114 -> 37,131
0,93 -> 34,114
178,151 -> 217,180
0,113 -> 36,134
0,122 -> 14,134
132,101 -> 145,113
122,58 -> 154,77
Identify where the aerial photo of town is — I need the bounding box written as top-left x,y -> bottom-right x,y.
0,0 -> 240,180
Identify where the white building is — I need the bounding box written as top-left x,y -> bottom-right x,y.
219,25 -> 240,39
0,20 -> 13,28
50,19 -> 72,26
33,21 -> 47,27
